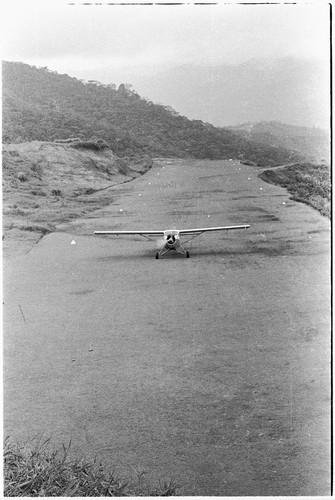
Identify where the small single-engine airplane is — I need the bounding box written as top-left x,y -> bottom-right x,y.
94,224 -> 250,259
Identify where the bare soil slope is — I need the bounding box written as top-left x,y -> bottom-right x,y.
2,141 -> 151,256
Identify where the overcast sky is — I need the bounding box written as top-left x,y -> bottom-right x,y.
1,0 -> 331,84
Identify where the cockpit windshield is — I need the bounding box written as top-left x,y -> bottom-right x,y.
164,230 -> 179,238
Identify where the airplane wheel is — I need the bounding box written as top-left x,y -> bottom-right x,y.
155,253 -> 159,259
186,251 -> 190,258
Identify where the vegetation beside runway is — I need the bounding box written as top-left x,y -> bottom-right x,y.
259,163 -> 330,218
4,437 -> 177,497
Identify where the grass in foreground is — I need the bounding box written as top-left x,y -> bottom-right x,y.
259,162 -> 330,218
4,437 -> 177,497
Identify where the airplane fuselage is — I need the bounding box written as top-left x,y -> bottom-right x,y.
164,229 -> 180,247
157,230 -> 188,258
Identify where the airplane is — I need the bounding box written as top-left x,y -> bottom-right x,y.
94,224 -> 250,259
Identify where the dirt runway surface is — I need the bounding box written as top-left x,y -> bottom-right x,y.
4,159 -> 331,495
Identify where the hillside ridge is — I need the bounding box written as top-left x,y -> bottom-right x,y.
2,61 -> 302,166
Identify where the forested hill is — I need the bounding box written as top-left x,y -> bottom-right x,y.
3,61 -> 301,166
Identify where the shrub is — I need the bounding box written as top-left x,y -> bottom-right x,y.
51,189 -> 62,196
71,141 -> 101,151
31,189 -> 47,196
30,163 -> 43,179
17,224 -> 55,234
17,172 -> 27,182
96,138 -> 110,149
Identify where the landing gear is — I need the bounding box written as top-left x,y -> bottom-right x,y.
155,248 -> 189,259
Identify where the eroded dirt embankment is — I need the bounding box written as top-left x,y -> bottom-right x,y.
2,141 -> 152,257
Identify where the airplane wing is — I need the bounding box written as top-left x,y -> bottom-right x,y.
94,230 -> 165,236
179,225 -> 250,235
94,225 -> 250,236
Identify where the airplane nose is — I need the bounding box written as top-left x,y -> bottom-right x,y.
166,237 -> 175,247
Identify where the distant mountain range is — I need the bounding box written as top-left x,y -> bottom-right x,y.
129,58 -> 330,129
228,121 -> 330,163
